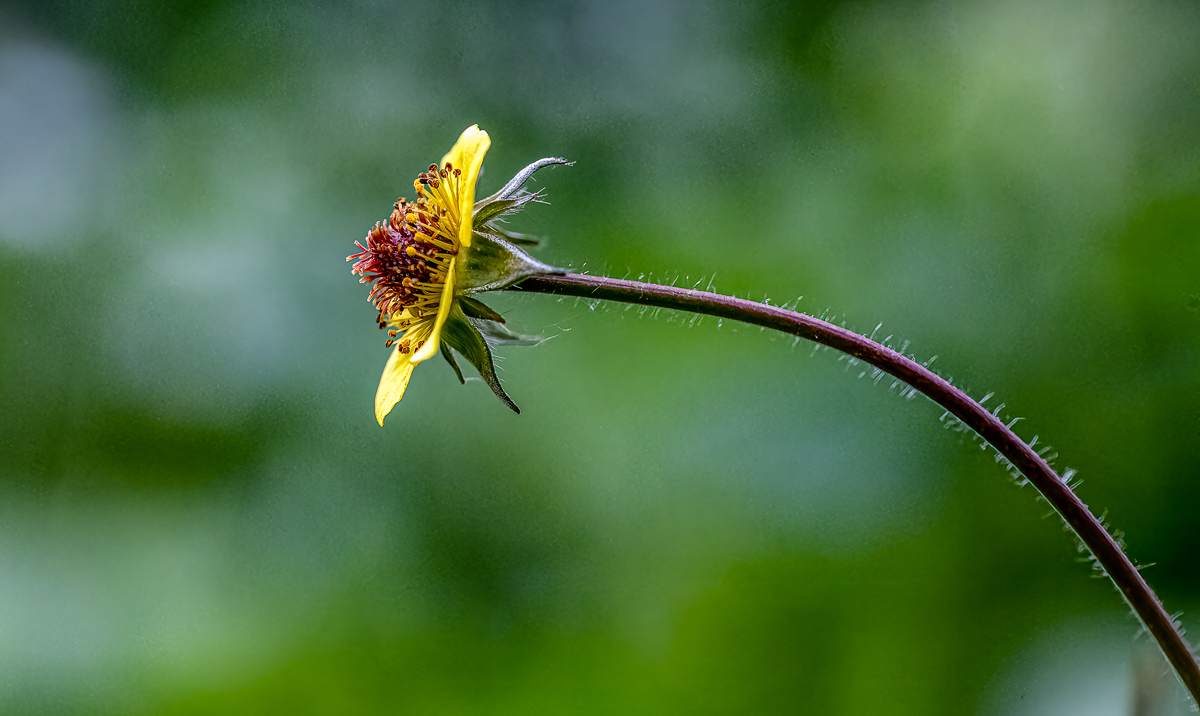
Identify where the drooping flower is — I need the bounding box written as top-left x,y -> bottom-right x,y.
349,125 -> 568,424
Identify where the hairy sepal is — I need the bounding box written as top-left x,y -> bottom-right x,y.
441,305 -> 520,414
473,192 -> 544,226
471,317 -> 545,347
458,231 -> 565,293
458,295 -> 507,323
476,157 -> 572,209
439,342 -> 466,385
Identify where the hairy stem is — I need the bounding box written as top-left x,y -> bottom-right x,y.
508,272 -> 1200,701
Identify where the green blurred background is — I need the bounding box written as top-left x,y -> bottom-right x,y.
1,0 -> 1198,713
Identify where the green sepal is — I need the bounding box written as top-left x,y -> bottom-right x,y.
459,295 -> 506,323
439,342 -> 466,385
459,231 -> 565,294
471,317 -> 545,347
441,305 -> 520,414
475,157 -> 573,209
493,229 -> 542,247
473,192 -> 543,226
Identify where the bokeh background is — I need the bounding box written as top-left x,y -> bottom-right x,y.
2,0 -> 1198,713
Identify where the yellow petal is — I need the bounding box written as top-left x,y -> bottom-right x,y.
410,262 -> 455,364
374,344 -> 417,425
440,125 -> 490,249
410,127 -> 487,366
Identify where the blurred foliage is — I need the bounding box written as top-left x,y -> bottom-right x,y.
1,0 -> 1198,713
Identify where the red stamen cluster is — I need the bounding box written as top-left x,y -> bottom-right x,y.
348,195 -> 456,328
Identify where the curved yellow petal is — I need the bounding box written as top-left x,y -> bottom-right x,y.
440,125 -> 489,249
410,262 -> 455,364
375,344 -> 417,425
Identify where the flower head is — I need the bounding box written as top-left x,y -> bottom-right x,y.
349,126 -> 568,424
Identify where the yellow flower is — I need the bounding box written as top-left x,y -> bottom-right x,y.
349,126 -> 568,424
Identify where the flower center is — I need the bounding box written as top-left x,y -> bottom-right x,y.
348,162 -> 467,346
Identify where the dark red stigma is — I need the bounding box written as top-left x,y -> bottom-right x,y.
348,203 -> 438,320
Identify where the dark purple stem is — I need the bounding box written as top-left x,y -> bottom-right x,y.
508,272 -> 1200,701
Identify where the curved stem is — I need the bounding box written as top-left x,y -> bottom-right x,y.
508,272 -> 1200,701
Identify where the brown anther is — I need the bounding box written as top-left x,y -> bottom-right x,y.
385,339 -> 395,347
